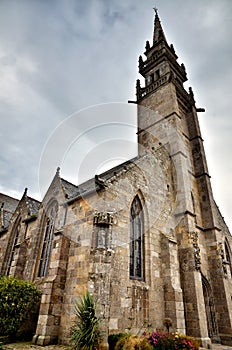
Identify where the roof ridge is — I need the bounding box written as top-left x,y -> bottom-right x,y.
0,192 -> 19,201
27,196 -> 41,203
98,155 -> 140,178
60,177 -> 78,187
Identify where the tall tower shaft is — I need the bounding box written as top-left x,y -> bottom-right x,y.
135,10 -> 232,346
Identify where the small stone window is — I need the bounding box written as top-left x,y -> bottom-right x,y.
154,69 -> 160,81
130,195 -> 144,279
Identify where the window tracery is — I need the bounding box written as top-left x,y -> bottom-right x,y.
38,203 -> 58,277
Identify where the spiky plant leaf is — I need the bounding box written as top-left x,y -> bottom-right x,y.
71,290 -> 101,350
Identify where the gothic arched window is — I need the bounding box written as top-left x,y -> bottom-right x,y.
225,240 -> 232,278
38,203 -> 58,277
130,195 -> 144,279
6,217 -> 21,276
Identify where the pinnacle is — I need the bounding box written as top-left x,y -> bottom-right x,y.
153,9 -> 167,44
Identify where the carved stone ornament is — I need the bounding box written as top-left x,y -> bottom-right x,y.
217,242 -> 227,277
93,211 -> 113,250
188,232 -> 201,271
181,258 -> 195,272
93,211 -> 113,226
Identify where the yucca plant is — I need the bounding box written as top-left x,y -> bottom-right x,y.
71,290 -> 101,350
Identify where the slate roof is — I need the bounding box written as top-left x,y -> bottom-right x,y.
0,155 -> 141,226
64,155 -> 139,203
61,176 -> 99,201
99,155 -> 139,181
3,210 -> 14,229
61,178 -> 79,199
0,193 -> 19,230
27,196 -> 41,216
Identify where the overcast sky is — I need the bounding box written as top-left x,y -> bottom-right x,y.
0,0 -> 231,231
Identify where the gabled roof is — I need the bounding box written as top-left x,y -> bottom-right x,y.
0,189 -> 41,230
18,189 -> 41,223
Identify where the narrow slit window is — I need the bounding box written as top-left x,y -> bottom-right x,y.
154,69 -> 160,81
130,195 -> 144,279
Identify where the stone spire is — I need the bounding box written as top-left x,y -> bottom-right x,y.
153,8 -> 167,44
137,8 -> 187,103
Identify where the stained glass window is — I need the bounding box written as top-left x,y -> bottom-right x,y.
38,205 -> 57,277
130,195 -> 144,279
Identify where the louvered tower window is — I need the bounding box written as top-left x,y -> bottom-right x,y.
130,195 -> 144,279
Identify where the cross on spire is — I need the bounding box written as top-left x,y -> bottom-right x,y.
153,7 -> 158,16
152,7 -> 167,44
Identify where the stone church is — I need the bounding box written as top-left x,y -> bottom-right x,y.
0,10 -> 232,349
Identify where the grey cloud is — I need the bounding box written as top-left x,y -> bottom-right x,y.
0,0 -> 231,229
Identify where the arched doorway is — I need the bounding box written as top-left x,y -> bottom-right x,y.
201,274 -> 219,342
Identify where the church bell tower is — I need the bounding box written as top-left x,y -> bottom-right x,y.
137,9 -> 188,107
135,9 -> 232,347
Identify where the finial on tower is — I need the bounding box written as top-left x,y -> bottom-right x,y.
153,7 -> 167,44
153,7 -> 158,16
23,187 -> 28,196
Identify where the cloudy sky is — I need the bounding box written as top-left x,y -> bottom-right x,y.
0,0 -> 231,230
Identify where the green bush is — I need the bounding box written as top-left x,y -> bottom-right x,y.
145,331 -> 199,349
0,275 -> 41,340
108,333 -> 127,350
70,290 -> 101,350
114,333 -> 130,350
113,332 -> 199,350
115,333 -> 131,350
115,334 -> 153,350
